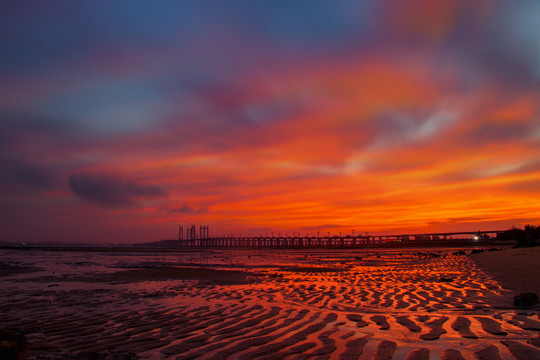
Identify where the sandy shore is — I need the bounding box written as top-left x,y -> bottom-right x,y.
1,248 -> 539,359
471,246 -> 540,296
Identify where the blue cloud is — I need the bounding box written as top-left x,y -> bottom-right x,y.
69,173 -> 167,207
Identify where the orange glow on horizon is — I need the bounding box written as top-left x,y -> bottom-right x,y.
61,57 -> 540,238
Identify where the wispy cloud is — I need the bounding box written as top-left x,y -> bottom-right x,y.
1,1 -> 540,242
162,204 -> 209,215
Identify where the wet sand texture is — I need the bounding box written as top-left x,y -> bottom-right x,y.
474,345 -> 503,360
502,340 -> 540,360
404,348 -> 429,360
372,340 -> 396,360
419,316 -> 448,340
346,314 -> 369,328
451,316 -> 477,338
338,336 -> 368,360
0,248 -> 539,359
471,246 -> 540,295
441,348 -> 465,360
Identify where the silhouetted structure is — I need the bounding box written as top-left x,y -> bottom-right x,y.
497,225 -> 539,247
178,224 -> 210,247
176,226 -> 504,248
178,225 -> 183,248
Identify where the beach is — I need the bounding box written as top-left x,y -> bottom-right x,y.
1,247 -> 539,359
471,246 -> 540,296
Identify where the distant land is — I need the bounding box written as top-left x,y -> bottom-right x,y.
1,225 -> 537,250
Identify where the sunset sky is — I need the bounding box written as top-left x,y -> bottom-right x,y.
2,0 -> 540,244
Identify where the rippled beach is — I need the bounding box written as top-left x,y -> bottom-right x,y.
1,247 -> 539,359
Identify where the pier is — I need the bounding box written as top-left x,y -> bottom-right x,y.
177,225 -> 504,248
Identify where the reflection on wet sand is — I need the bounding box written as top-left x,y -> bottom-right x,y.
0,248 -> 539,359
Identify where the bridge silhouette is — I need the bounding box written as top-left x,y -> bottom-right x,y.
177,225 -> 504,248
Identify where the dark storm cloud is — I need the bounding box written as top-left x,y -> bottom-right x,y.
0,155 -> 57,190
0,115 -> 95,192
69,173 -> 167,207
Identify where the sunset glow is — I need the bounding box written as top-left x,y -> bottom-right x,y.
2,1 -> 540,243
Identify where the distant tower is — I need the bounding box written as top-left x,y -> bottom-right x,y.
178,225 -> 183,247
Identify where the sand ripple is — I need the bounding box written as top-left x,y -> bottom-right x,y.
0,248 -> 539,359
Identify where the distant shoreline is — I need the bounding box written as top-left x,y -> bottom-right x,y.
0,239 -> 515,253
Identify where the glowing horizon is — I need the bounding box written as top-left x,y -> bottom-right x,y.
1,1 -> 540,243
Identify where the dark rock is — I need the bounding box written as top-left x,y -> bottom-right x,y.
439,277 -> 454,282
514,292 -> 539,307
0,342 -> 17,360
0,329 -> 26,360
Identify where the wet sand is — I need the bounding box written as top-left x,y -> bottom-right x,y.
471,246 -> 540,295
1,247 -> 539,359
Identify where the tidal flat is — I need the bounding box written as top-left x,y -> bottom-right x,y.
1,247 -> 539,359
